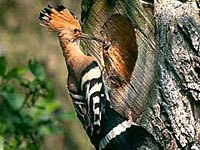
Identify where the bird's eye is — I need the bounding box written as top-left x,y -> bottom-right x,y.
74,29 -> 80,34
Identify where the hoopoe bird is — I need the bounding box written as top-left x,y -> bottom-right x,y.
39,5 -> 158,150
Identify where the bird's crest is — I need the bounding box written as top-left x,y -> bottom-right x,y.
39,5 -> 81,32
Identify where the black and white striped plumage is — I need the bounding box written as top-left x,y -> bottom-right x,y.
69,61 -> 107,137
68,61 -> 155,150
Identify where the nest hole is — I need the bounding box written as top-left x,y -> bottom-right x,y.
102,14 -> 138,84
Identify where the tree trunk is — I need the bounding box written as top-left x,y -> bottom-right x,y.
151,1 -> 200,149
81,0 -> 200,149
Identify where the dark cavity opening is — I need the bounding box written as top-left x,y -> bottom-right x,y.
102,14 -> 138,83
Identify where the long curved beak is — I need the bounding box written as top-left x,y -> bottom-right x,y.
78,33 -> 104,43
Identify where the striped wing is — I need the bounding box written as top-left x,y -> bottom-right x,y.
69,61 -> 108,136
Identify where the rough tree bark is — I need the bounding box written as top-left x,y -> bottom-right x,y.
80,0 -> 200,149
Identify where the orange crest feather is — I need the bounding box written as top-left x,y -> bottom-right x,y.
39,5 -> 81,32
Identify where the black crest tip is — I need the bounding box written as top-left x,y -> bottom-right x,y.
44,8 -> 52,15
39,12 -> 45,20
57,5 -> 66,11
47,5 -> 52,8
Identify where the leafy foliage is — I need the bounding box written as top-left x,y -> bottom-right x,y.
0,56 -> 69,150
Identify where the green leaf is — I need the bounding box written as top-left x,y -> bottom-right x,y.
5,68 -> 25,79
42,80 -> 55,100
1,89 -> 24,110
0,56 -> 6,76
27,143 -> 40,150
38,125 -> 51,136
37,98 -> 60,113
28,60 -> 45,81
27,80 -> 40,91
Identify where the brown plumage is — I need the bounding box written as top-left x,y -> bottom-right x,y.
39,5 -> 96,92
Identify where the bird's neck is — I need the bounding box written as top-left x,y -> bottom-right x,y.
59,39 -> 96,92
60,40 -> 84,64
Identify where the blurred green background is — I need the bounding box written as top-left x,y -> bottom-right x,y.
0,0 -> 94,149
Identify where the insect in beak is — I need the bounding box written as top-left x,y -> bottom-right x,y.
102,41 -> 111,51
